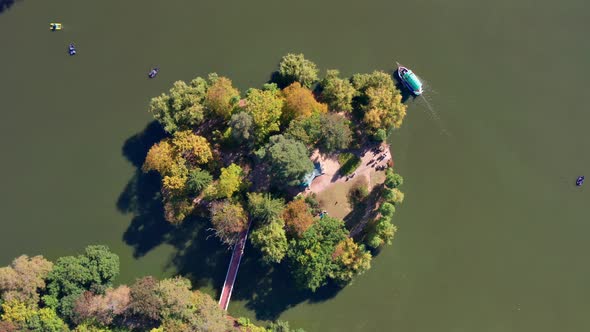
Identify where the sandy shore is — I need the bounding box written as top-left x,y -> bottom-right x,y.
307,142 -> 392,195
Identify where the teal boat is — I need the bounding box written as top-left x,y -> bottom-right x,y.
397,63 -> 423,95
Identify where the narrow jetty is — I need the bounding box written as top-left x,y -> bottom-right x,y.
218,221 -> 251,310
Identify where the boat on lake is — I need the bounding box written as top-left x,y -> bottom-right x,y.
68,43 -> 76,56
397,63 -> 423,96
576,176 -> 584,186
148,67 -> 159,78
50,23 -> 63,31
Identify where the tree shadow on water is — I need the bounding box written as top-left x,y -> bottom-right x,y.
118,121 -> 172,258
167,217 -> 231,291
230,243 -> 342,321
0,0 -> 20,14
118,121 -> 343,320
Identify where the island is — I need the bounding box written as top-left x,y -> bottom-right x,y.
143,53 -> 407,293
0,54 -> 408,332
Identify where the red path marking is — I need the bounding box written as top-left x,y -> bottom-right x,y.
218,221 -> 251,310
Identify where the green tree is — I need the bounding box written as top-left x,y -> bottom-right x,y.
352,71 -> 407,131
229,111 -> 254,144
347,177 -> 369,206
385,170 -> 404,188
43,246 -> 119,320
210,201 -> 248,245
367,217 -> 397,248
0,255 -> 53,307
148,77 -> 209,134
281,82 -> 327,123
383,187 -> 405,205
263,135 -> 314,187
318,113 -> 352,152
185,168 -> 213,196
285,112 -> 322,147
250,219 -> 288,264
242,88 -> 284,144
320,69 -> 356,112
374,128 -> 387,142
278,53 -> 319,88
379,202 -> 396,217
247,192 -> 285,224
287,216 -> 348,291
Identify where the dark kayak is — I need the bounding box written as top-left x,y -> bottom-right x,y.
148,67 -> 159,78
576,176 -> 584,186
68,43 -> 76,56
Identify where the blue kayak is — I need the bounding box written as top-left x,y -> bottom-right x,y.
68,43 -> 76,56
576,176 -> 584,186
148,67 -> 159,78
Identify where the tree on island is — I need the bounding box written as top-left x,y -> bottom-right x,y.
247,192 -> 285,224
257,135 -> 314,188
282,199 -> 315,237
210,200 -> 248,246
318,113 -> 353,152
285,112 -> 322,147
229,111 -> 254,145
352,71 -> 407,132
149,78 -> 209,134
277,53 -> 319,88
250,219 -> 288,264
205,74 -> 240,120
185,168 -> 213,196
320,69 -> 357,112
288,217 -> 371,290
281,82 -> 327,123
241,86 -> 284,145
207,163 -> 244,199
137,54 -> 408,295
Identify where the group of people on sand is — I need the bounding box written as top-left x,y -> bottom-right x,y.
367,146 -> 390,171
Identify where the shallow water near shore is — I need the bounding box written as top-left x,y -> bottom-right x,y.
1,0 -> 590,331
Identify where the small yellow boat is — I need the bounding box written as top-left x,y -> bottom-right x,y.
50,23 -> 63,31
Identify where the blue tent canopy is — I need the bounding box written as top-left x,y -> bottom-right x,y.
301,162 -> 323,187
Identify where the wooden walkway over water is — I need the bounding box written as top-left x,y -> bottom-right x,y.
218,221 -> 251,310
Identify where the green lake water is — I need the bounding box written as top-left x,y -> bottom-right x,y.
1,0 -> 590,330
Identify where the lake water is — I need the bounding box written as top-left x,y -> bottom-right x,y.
1,0 -> 589,331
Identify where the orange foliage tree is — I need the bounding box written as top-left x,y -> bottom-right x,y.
281,82 -> 327,123
282,199 -> 315,237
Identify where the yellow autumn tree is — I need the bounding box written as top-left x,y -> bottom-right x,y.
363,86 -> 407,131
330,237 -> 372,284
171,131 -> 213,165
142,141 -> 176,174
205,75 -> 240,119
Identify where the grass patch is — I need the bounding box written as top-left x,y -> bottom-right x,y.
338,152 -> 361,176
347,176 -> 369,207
